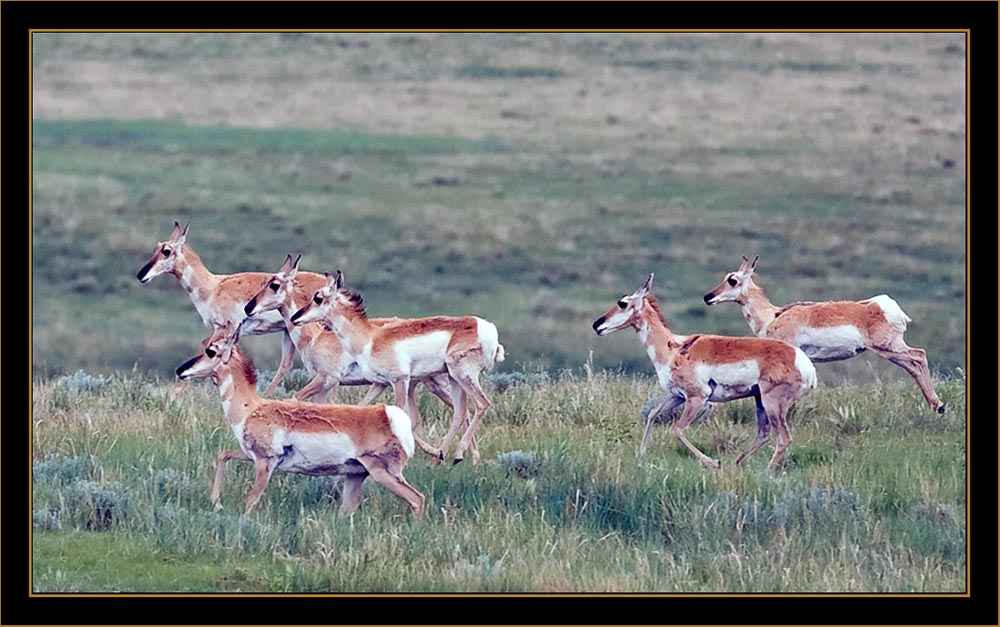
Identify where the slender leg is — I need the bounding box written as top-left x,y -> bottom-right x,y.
262,330 -> 297,395
359,456 -> 425,516
870,345 -> 945,413
394,379 -> 442,459
451,378 -> 491,465
424,374 -> 479,463
210,449 -> 251,510
294,373 -> 329,402
639,395 -> 684,455
339,473 -> 368,515
760,390 -> 794,471
244,456 -> 278,515
359,382 -> 389,406
734,388 -> 772,466
429,377 -> 468,467
672,396 -> 720,469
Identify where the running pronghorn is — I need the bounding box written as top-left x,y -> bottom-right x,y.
593,274 -> 817,470
244,253 -> 460,413
703,256 -> 945,414
290,271 -> 505,466
136,221 -> 325,394
175,322 -> 425,516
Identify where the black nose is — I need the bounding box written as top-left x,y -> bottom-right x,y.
290,308 -> 303,324
703,293 -> 714,304
176,355 -> 199,378
244,297 -> 257,316
592,316 -> 605,331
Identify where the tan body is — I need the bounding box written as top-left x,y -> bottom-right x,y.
594,274 -> 817,470
136,222 -> 324,394
175,325 -> 424,516
704,256 -> 944,413
291,271 -> 505,465
244,255 -> 459,418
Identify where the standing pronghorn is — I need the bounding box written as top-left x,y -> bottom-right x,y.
290,271 -> 505,466
703,256 -> 945,414
244,253 -> 460,413
136,221 -> 325,394
175,322 -> 424,516
593,274 -> 817,470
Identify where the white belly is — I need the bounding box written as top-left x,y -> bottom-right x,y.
794,325 -> 866,362
392,331 -> 451,377
695,360 -> 760,401
271,430 -> 365,476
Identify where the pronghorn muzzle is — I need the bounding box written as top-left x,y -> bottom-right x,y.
244,297 -> 257,316
290,306 -> 306,325
136,258 -> 156,283
592,316 -> 606,335
176,355 -> 201,379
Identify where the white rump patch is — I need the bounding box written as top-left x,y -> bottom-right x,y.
862,294 -> 911,332
386,405 -> 416,458
794,325 -> 866,362
476,318 -> 501,366
794,347 -> 818,390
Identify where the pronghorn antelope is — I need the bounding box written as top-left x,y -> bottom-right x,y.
593,274 -> 817,470
136,221 -> 326,394
290,271 -> 505,466
244,253 -> 459,412
175,322 -> 425,516
703,256 -> 945,414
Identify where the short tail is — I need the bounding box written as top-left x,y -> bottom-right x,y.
794,347 -> 818,391
495,343 -> 506,364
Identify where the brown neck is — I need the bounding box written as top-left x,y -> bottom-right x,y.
738,279 -> 780,336
636,297 -> 680,365
217,348 -> 261,425
173,245 -> 220,298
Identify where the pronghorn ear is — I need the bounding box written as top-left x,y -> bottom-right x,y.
222,321 -> 241,363
638,273 -> 654,296
278,254 -> 299,276
323,271 -> 336,289
749,255 -> 759,273
334,269 -> 345,291
171,221 -> 189,246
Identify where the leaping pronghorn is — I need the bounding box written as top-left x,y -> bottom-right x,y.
243,253 -> 460,414
290,271 -> 505,466
593,273 -> 817,470
175,322 -> 425,516
703,256 -> 945,414
136,221 -> 325,394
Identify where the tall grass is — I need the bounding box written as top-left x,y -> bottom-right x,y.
32,369 -> 966,593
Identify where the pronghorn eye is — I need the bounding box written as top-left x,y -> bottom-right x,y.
270,282 -> 281,292
205,348 -> 217,358
617,300 -> 627,309
161,248 -> 172,257
727,277 -> 738,287
313,295 -> 323,305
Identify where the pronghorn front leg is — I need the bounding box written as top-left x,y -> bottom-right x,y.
210,449 -> 251,510
244,456 -> 279,515
734,387 -> 772,466
638,395 -> 684,455
262,329 -> 297,396
393,379 -> 443,460
672,396 -> 721,469
358,382 -> 390,406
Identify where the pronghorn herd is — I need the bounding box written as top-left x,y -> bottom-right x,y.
139,222 -> 944,517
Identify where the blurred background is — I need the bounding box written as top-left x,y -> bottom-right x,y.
31,32 -> 966,382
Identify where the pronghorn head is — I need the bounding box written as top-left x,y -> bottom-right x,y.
244,254 -> 301,317
593,273 -> 654,336
290,270 -> 339,328
176,320 -> 242,383
703,255 -> 758,306
137,221 -> 189,283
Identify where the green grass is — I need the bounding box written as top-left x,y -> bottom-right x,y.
32,370 -> 966,593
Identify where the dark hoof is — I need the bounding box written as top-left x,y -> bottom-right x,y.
438,450 -> 445,460
452,457 -> 464,466
937,403 -> 947,415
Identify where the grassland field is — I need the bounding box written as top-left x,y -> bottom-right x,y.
30,32 -> 968,595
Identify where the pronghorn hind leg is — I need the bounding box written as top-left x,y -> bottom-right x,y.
210,449 -> 251,511
359,382 -> 389,406
734,387 -> 772,466
294,373 -> 329,402
759,387 -> 794,471
339,473 -> 368,515
447,363 -> 491,465
424,374 -> 479,464
870,345 -> 945,413
262,329 -> 297,396
358,455 -> 425,516
429,378 -> 468,468
672,396 -> 720,469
